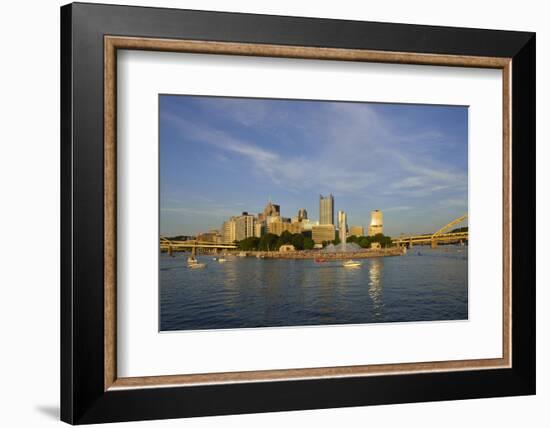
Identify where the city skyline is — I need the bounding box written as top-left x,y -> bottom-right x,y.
160,95 -> 468,237
183,195 -> 378,242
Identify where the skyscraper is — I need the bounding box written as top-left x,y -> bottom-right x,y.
338,209 -> 347,232
368,209 -> 383,236
263,201 -> 280,218
234,212 -> 256,241
319,194 -> 334,225
298,208 -> 308,221
222,219 -> 236,243
338,210 -> 348,246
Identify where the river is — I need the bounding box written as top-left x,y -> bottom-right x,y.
160,246 -> 468,331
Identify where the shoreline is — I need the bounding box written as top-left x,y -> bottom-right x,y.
228,247 -> 404,260
161,247 -> 406,260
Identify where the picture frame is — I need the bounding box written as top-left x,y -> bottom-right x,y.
61,2 -> 535,424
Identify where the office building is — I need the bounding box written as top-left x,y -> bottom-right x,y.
349,225 -> 364,237
312,224 -> 336,244
368,209 -> 383,236
319,194 -> 334,225
254,223 -> 264,238
263,201 -> 280,217
300,219 -> 318,232
289,222 -> 303,234
337,210 -> 347,231
197,229 -> 221,243
222,219 -> 236,243
266,216 -> 293,236
234,212 -> 256,241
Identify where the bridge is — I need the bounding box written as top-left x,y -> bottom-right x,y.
160,237 -> 237,256
392,214 -> 468,248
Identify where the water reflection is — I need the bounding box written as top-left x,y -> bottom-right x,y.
160,246 -> 468,330
368,259 -> 384,319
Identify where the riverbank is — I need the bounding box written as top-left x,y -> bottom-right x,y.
162,246 -> 406,259
235,247 -> 405,260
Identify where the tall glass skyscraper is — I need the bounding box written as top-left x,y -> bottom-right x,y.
319,194 -> 334,225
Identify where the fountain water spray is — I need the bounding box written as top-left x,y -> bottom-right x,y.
338,210 -> 347,252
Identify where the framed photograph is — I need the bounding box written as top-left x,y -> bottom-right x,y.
61,2 -> 535,424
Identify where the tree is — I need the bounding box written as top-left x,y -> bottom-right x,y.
381,236 -> 392,248
276,230 -> 293,248
354,233 -> 394,248
303,237 -> 315,250
259,233 -> 279,251
358,236 -> 371,248
236,236 -> 259,251
291,233 -> 304,250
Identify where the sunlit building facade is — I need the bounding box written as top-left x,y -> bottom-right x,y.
197,229 -> 222,243
349,225 -> 364,237
267,217 -> 294,236
222,219 -> 236,243
368,209 -> 383,236
234,212 -> 256,241
312,224 -> 335,244
254,223 -> 264,238
319,194 -> 334,225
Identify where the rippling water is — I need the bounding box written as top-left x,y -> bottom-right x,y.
160,246 -> 468,331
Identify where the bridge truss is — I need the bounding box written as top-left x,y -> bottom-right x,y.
160,238 -> 237,256
392,214 -> 468,248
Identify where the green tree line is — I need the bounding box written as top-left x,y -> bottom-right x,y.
346,233 -> 393,248
236,231 -> 314,251
236,231 -> 393,251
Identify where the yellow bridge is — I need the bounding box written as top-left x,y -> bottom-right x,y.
160,237 -> 237,256
392,214 -> 468,248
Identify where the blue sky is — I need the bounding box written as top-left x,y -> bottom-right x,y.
160,95 -> 468,237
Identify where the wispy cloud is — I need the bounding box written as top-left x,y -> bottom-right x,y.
383,205 -> 413,212
161,206 -> 237,218
163,110 -> 379,194
438,198 -> 468,208
160,96 -> 468,235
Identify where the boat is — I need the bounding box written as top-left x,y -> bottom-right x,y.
212,257 -> 217,261
189,263 -> 206,269
314,257 -> 327,263
218,258 -> 227,263
342,260 -> 362,268
187,256 -> 198,265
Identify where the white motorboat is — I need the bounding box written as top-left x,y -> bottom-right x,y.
342,260 -> 362,268
189,263 -> 206,269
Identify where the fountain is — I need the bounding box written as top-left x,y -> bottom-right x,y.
339,211 -> 347,252
322,210 -> 362,253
